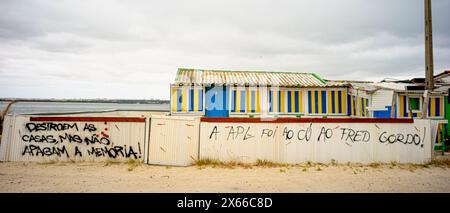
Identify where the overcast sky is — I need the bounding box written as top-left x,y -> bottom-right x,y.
0,0 -> 449,99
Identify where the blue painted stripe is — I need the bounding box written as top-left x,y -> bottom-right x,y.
436,97 -> 440,116
177,89 -> 182,112
331,91 -> 335,113
278,90 -> 282,113
189,89 -> 194,112
240,90 -> 245,112
287,91 -> 292,113
251,90 -> 255,113
347,94 -> 351,115
321,91 -> 326,113
428,97 -> 431,117
198,89 -> 203,111
338,91 -> 342,113
269,91 -> 272,112
404,96 -> 408,117
314,91 -> 318,113
308,91 -> 312,113
295,91 -> 299,112
231,90 -> 236,112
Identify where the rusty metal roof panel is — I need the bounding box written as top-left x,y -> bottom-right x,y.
174,68 -> 327,87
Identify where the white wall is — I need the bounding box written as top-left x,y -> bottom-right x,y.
0,114 -> 146,162
200,120 -> 433,164
370,89 -> 393,111
147,115 -> 200,166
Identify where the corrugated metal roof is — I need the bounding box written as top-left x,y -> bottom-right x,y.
174,68 -> 329,87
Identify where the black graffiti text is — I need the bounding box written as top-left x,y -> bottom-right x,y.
87,145 -> 141,159
83,123 -> 97,132
317,127 -> 333,142
22,145 -> 69,158
209,126 -> 219,140
26,122 -> 79,132
226,126 -> 254,140
22,134 -> 58,143
261,128 -> 277,138
379,132 -> 422,147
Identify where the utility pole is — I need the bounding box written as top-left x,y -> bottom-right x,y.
422,0 -> 434,118
425,0 -> 434,89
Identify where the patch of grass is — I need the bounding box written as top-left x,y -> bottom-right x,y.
425,158 -> 450,168
302,167 -> 307,172
279,168 -> 286,173
255,159 -> 288,168
126,159 -> 143,171
390,161 -> 398,167
368,162 -> 382,169
316,166 -> 322,171
330,159 -> 338,166
103,159 -> 121,167
37,160 -> 58,165
194,158 -> 222,167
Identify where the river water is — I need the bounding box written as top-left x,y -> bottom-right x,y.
0,101 -> 169,114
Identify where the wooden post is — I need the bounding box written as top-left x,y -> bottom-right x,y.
425,0 -> 434,90
422,90 -> 429,118
424,0 -> 434,118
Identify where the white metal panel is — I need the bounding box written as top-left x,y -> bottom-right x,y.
147,115 -> 200,166
200,120 -> 433,164
0,114 -> 146,162
370,89 -> 394,111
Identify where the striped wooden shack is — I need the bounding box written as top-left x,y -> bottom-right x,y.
171,68 -> 354,118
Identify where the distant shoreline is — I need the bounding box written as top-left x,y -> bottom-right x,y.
0,99 -> 169,104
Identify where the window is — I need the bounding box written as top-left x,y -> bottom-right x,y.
269,89 -> 303,114
171,86 -> 203,113
409,97 -> 420,111
230,87 -> 261,114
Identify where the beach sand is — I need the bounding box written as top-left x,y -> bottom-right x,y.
0,161 -> 449,192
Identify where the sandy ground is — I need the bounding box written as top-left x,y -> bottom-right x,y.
0,162 -> 449,192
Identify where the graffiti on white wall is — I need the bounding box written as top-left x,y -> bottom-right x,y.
201,120 -> 432,164
16,121 -> 144,161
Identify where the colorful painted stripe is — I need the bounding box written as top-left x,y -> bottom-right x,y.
428,96 -> 443,117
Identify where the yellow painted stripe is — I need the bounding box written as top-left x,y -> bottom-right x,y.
290,91 -> 295,113
318,90 -> 322,114
171,88 -> 177,112
246,88 -> 251,113
342,91 -> 347,114
272,90 -> 276,112
236,90 -> 241,113
351,96 -> 355,116
181,88 -> 187,112
311,90 -> 315,113
399,95 -> 404,117
327,90 -> 332,114
194,89 -> 199,111
280,90 -> 285,113
299,91 -> 303,112
430,97 -> 436,117
256,89 -> 260,113
438,124 -> 442,143
365,99 -> 368,117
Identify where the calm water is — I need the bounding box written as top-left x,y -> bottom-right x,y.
0,101 -> 169,114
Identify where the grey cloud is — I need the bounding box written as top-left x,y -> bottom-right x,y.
0,0 -> 449,99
